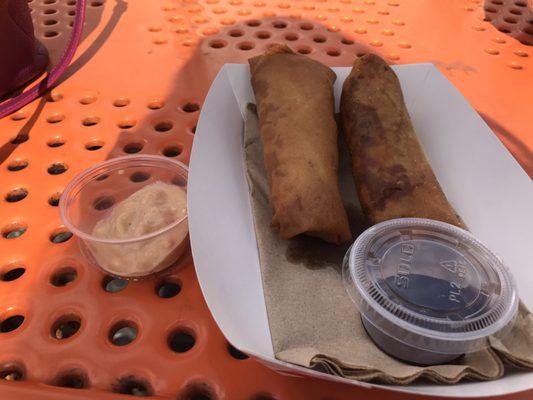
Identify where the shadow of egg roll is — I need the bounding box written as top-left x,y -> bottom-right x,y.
249,45 -> 351,244
340,54 -> 464,228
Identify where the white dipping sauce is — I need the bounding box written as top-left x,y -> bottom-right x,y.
90,181 -> 188,277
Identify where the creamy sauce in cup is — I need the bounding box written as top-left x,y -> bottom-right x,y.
90,181 -> 188,277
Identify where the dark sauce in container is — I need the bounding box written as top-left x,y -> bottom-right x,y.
343,218 -> 518,365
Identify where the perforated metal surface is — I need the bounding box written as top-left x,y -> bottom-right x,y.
483,0 -> 533,46
0,0 -> 531,399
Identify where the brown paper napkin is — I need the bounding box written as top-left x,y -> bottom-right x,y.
243,103 -> 533,384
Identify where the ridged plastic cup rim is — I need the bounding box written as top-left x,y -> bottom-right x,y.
346,218 -> 519,343
59,155 -> 189,245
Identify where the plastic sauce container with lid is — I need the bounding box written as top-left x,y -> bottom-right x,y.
343,218 -> 519,365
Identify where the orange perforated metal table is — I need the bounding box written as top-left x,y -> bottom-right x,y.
0,0 -> 531,399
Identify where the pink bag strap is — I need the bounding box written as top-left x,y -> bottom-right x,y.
0,0 -> 87,119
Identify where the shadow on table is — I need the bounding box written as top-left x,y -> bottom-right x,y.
30,0 -> 108,66
0,0 -> 126,166
483,0 -> 533,46
107,15 -> 376,160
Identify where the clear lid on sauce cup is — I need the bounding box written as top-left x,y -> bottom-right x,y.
343,218 -> 519,359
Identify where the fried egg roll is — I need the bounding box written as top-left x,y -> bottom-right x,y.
340,54 -> 464,227
249,45 -> 351,244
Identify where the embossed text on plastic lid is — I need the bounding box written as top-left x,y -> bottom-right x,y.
343,218 -> 519,365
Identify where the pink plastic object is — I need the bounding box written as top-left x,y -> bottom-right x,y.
0,0 -> 86,119
0,0 -> 49,97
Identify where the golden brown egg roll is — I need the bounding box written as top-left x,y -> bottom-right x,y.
249,45 -> 351,244
340,54 -> 464,227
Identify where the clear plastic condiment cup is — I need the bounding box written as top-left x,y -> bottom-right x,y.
60,155 -> 189,279
343,218 -> 519,365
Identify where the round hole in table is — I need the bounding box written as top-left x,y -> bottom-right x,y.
49,228 -> 73,244
147,99 -> 164,109
284,32 -> 299,41
246,19 -> 261,27
0,315 -> 25,333
82,116 -> 100,126
51,315 -> 81,340
103,276 -> 128,292
48,192 -> 62,207
47,136 -> 65,147
155,121 -> 174,132
228,29 -> 245,37
180,382 -> 218,400
156,280 -> 182,298
514,50 -> 529,57
113,97 -> 130,107
1,266 -> 26,282
112,376 -> 153,396
7,159 -> 28,172
2,222 -> 28,239
117,118 -> 137,129
162,144 -> 182,158
79,94 -> 97,105
93,196 -> 115,211
168,329 -> 196,353
85,139 -> 104,151
53,370 -> 88,389
46,112 -> 65,123
10,133 -> 28,145
250,394 -> 277,400
5,188 -> 28,203
255,31 -> 271,39
123,142 -> 144,154
50,267 -> 78,287
130,171 -> 151,182
171,174 -> 187,187
11,111 -> 27,121
181,102 -> 200,113
44,90 -> 63,103
109,321 -> 138,346
96,173 -> 109,181
209,39 -> 227,49
297,46 -> 312,54
0,364 -> 24,381
327,48 -> 341,56
227,343 -> 249,360
43,31 -> 59,38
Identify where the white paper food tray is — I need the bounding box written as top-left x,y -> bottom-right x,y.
188,63 -> 533,397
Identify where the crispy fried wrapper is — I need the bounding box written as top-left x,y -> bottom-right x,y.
340,54 -> 464,227
249,45 -> 351,244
